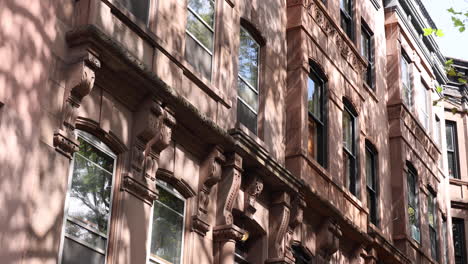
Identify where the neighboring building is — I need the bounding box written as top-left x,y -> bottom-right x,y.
0,0 -> 466,264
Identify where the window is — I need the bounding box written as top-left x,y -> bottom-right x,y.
361,24 -> 374,89
401,52 -> 413,110
60,131 -> 116,264
234,241 -> 249,264
343,101 -> 357,195
340,0 -> 353,39
185,0 -> 215,80
307,66 -> 326,166
237,27 -> 260,134
366,143 -> 378,225
446,121 -> 460,179
417,82 -> 429,130
453,218 -> 467,264
407,163 -> 420,243
149,181 -> 186,264
115,0 -> 150,23
292,244 -> 312,264
428,192 -> 438,260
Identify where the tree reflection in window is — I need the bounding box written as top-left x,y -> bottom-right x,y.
150,182 -> 186,264
61,131 -> 116,263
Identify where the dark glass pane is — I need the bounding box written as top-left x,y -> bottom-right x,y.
186,11 -> 214,50
77,138 -> 114,173
340,0 -> 351,13
116,0 -> 150,24
308,119 -> 318,160
65,221 -> 106,250
366,149 -> 374,189
367,188 -> 377,225
307,76 -> 322,120
342,110 -> 353,152
292,245 -> 311,264
446,124 -> 454,150
238,100 -> 257,134
238,78 -> 258,111
453,219 -> 467,264
150,187 -> 185,264
188,0 -> 215,27
361,30 -> 370,59
448,152 -> 455,178
430,227 -> 438,260
62,237 -> 105,264
185,34 -> 212,80
68,154 -> 113,234
239,28 -> 259,89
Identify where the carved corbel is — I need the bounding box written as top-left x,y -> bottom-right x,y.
215,152 -> 243,227
54,50 -> 101,159
266,192 -> 294,264
244,173 -> 264,218
285,194 -> 306,264
363,247 -> 378,264
192,147 -> 226,236
122,98 -> 176,204
316,218 -> 342,262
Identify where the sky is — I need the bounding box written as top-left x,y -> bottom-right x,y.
424,0 -> 468,60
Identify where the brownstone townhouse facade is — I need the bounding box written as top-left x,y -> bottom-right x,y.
0,0 -> 467,263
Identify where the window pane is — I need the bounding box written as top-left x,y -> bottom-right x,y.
77,137 -> 114,173
448,152 -> 455,178
68,154 -> 113,234
340,0 -> 351,13
116,0 -> 150,24
238,78 -> 258,112
342,110 -> 353,152
150,186 -> 185,264
453,219 -> 467,264
185,34 -> 213,80
308,119 -> 318,159
187,0 -> 215,27
238,28 -> 259,89
430,228 -> 437,259
65,221 -> 106,250
308,76 -> 322,120
186,11 -> 214,50
237,100 -> 257,134
446,124 -> 454,150
62,237 -> 105,264
361,31 -> 370,60
366,149 -> 374,189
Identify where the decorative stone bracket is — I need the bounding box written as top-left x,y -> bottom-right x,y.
266,191 -> 294,264
243,172 -> 264,218
122,98 -> 176,205
283,194 -> 306,264
316,218 -> 342,262
192,147 -> 226,236
54,49 -> 101,159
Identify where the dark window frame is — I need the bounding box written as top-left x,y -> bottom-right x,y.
453,218 -> 467,264
361,21 -> 375,90
292,244 -> 313,264
340,0 -> 354,40
446,120 -> 460,179
365,142 -> 378,226
307,63 -> 328,167
406,162 -> 420,243
428,191 -> 439,261
401,50 -> 413,110
343,99 -> 358,196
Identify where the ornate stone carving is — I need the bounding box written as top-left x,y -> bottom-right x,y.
316,218 -> 342,261
54,50 -> 100,159
266,192 -> 294,264
192,147 -> 226,236
213,224 -> 245,242
216,152 -> 243,226
122,98 -> 176,202
244,174 -> 264,218
121,175 -> 157,205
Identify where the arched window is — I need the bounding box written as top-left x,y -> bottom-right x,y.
237,26 -> 261,134
365,141 -> 378,226
307,62 -> 327,167
149,180 -> 186,264
406,162 -> 420,243
342,99 -> 358,195
60,130 -> 117,264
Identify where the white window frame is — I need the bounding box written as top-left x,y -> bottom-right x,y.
58,130 -> 117,264
147,180 -> 187,264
